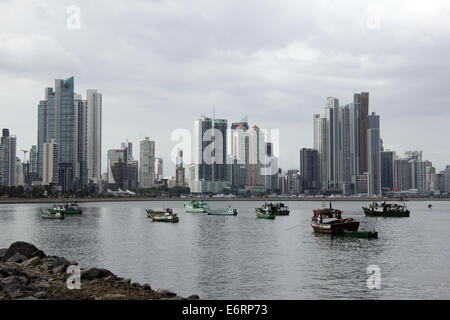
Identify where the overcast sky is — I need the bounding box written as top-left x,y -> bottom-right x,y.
1,0 -> 449,176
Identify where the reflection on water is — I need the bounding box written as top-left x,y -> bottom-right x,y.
1,200 -> 450,299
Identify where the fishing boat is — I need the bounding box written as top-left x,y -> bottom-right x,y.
184,200 -> 209,213
207,205 -> 238,216
41,210 -> 65,220
311,202 -> 359,234
47,203 -> 82,215
362,201 -> 410,217
255,207 -> 276,219
343,230 -> 378,239
262,202 -> 290,216
145,208 -> 179,223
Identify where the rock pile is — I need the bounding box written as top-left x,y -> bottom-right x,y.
0,241 -> 199,300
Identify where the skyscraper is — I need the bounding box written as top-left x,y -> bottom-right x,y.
367,112 -> 381,195
154,158 -> 163,180
37,78 -> 101,192
191,116 -> 228,193
313,114 -> 328,190
444,165 -> 450,194
394,159 -> 412,191
86,89 -> 102,191
42,139 -> 59,185
74,93 -> 88,190
139,137 -> 155,188
380,150 -> 394,193
37,77 -> 75,190
175,149 -> 185,187
358,92 -> 370,174
325,97 -> 340,190
300,148 -> 319,194
107,149 -> 127,190
339,105 -> 351,186
0,129 -> 17,186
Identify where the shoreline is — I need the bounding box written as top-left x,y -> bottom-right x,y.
0,241 -> 199,300
0,196 -> 448,205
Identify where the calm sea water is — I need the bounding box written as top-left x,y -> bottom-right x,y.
1,200 -> 449,299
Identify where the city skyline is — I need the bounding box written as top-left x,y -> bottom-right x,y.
1,1 -> 450,176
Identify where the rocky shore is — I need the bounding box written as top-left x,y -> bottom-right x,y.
0,241 -> 199,300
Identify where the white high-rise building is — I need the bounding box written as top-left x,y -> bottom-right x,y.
86,89 -> 102,191
43,138 -> 59,185
154,158 -> 163,180
139,137 -> 155,188
313,114 -> 328,190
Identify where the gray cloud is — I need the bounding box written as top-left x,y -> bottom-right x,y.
0,0 -> 449,176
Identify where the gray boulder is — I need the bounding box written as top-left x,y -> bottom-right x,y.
2,242 -> 41,261
41,256 -> 71,269
6,252 -> 28,263
81,268 -> 114,280
0,276 -> 29,298
0,248 -> 7,260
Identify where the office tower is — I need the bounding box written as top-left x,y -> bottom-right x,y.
154,158 -> 163,180
425,165 -> 435,191
444,166 -> 450,194
300,148 -> 319,194
281,170 -> 302,195
86,89 -> 102,191
230,120 -> 249,164
16,158 -> 26,186
127,142 -> 133,160
213,118 -> 228,182
430,172 -> 445,193
74,93 -> 88,190
230,119 -> 249,190
394,159 -> 412,191
37,77 -> 75,190
139,137 -> 155,188
29,145 -> 38,177
127,159 -> 139,190
175,149 -> 185,187
339,105 -> 351,186
358,92 -> 369,174
107,149 -> 127,190
55,77 -> 75,190
349,100 -> 360,178
405,151 -> 427,191
263,142 -> 279,192
325,97 -> 340,190
353,173 -> 369,195
247,125 -> 265,188
188,163 -> 195,188
42,139 -> 59,185
367,112 -> 381,195
0,129 -> 17,186
313,114 -> 328,190
381,151 -> 394,192
191,116 -> 228,193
